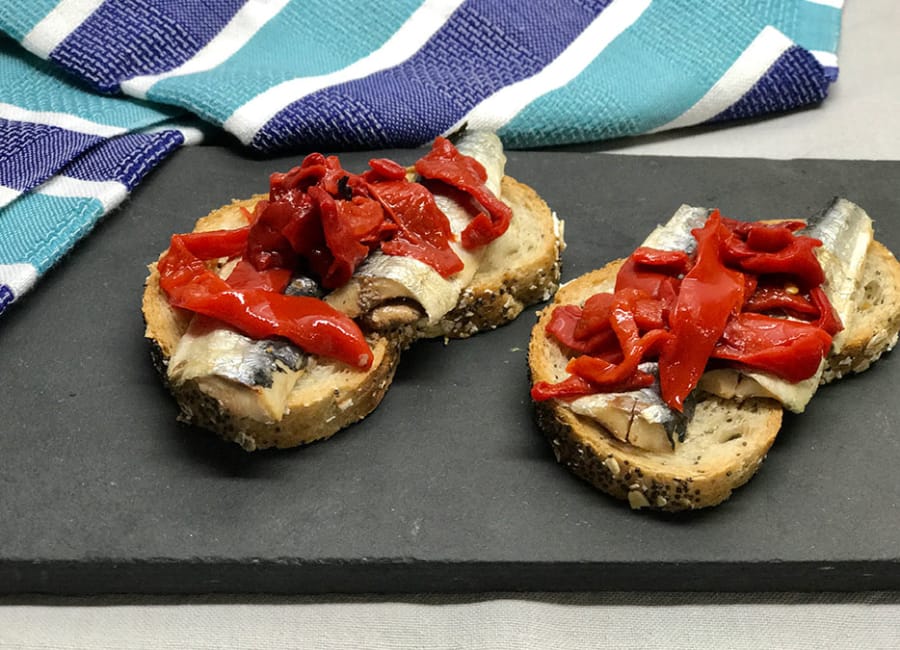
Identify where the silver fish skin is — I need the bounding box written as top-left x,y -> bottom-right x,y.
800,197 -> 874,351
568,363 -> 692,451
641,205 -> 711,253
168,319 -> 307,387
736,198 -> 873,410
167,317 -> 311,423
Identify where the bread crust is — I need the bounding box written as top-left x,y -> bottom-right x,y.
144,176 -> 560,450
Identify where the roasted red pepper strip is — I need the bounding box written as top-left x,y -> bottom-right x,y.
531,371 -> 656,401
658,211 -> 747,411
158,236 -> 373,369
566,330 -> 668,389
225,259 -> 292,293
712,312 -> 833,382
175,227 -> 250,260
269,152 -> 328,197
310,186 -> 387,289
629,247 -> 691,275
531,374 -> 596,401
720,224 -> 825,288
366,157 -> 408,182
547,303 -> 619,357
614,255 -> 681,318
415,136 -> 512,249
809,285 -> 844,335
573,293 -> 615,342
246,200 -> 300,271
370,180 -> 464,277
565,289 -> 672,391
744,284 -> 820,318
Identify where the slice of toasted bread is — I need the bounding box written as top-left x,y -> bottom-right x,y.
144,175 -> 561,450
529,263 -> 783,511
528,238 -> 900,511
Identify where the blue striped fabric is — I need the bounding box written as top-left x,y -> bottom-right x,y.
49,0 -> 246,93
0,127 -> 190,273
253,0 -> 613,150
0,120 -> 102,192
145,0 -> 427,125
711,46 -> 830,123
0,0 -> 843,316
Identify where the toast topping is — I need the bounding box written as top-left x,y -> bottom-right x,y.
326,131 -> 510,326
158,230 -> 374,369
158,132 -> 511,369
532,207 -> 846,450
153,131 -> 537,430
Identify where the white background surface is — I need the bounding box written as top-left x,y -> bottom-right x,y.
3,2 -> 900,648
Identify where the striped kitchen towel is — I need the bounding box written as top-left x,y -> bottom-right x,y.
0,0 -> 843,316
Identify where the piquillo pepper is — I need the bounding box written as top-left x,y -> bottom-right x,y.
657,213 -> 747,411
415,136 -> 512,249
158,234 -> 375,369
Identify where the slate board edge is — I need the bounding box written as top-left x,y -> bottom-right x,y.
2,558 -> 898,595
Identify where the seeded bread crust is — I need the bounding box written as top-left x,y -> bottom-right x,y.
144,176 -> 561,450
529,238 -> 900,511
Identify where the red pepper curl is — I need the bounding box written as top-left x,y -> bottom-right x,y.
158,234 -> 374,369
415,136 -> 512,249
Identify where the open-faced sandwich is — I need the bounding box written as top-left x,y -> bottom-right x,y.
144,131 -> 563,450
529,199 -> 900,510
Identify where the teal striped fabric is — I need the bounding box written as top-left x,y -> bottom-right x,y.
0,0 -> 843,315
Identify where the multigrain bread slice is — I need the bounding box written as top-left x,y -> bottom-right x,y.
529,263 -> 783,511
144,175 -> 562,450
529,238 -> 900,511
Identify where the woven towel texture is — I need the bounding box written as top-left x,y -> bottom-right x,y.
0,0 -> 842,314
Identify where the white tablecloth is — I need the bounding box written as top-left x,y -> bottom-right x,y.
2,592 -> 899,649
3,2 -> 899,648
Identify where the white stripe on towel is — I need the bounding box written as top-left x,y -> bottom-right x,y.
446,0 -> 651,134
37,176 -> 128,211
653,26 -> 793,132
0,263 -> 39,296
0,102 -> 127,137
120,0 -> 291,98
224,0 -> 466,145
21,0 -> 105,58
0,185 -> 22,209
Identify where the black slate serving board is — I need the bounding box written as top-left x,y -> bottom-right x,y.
1,148 -> 899,595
